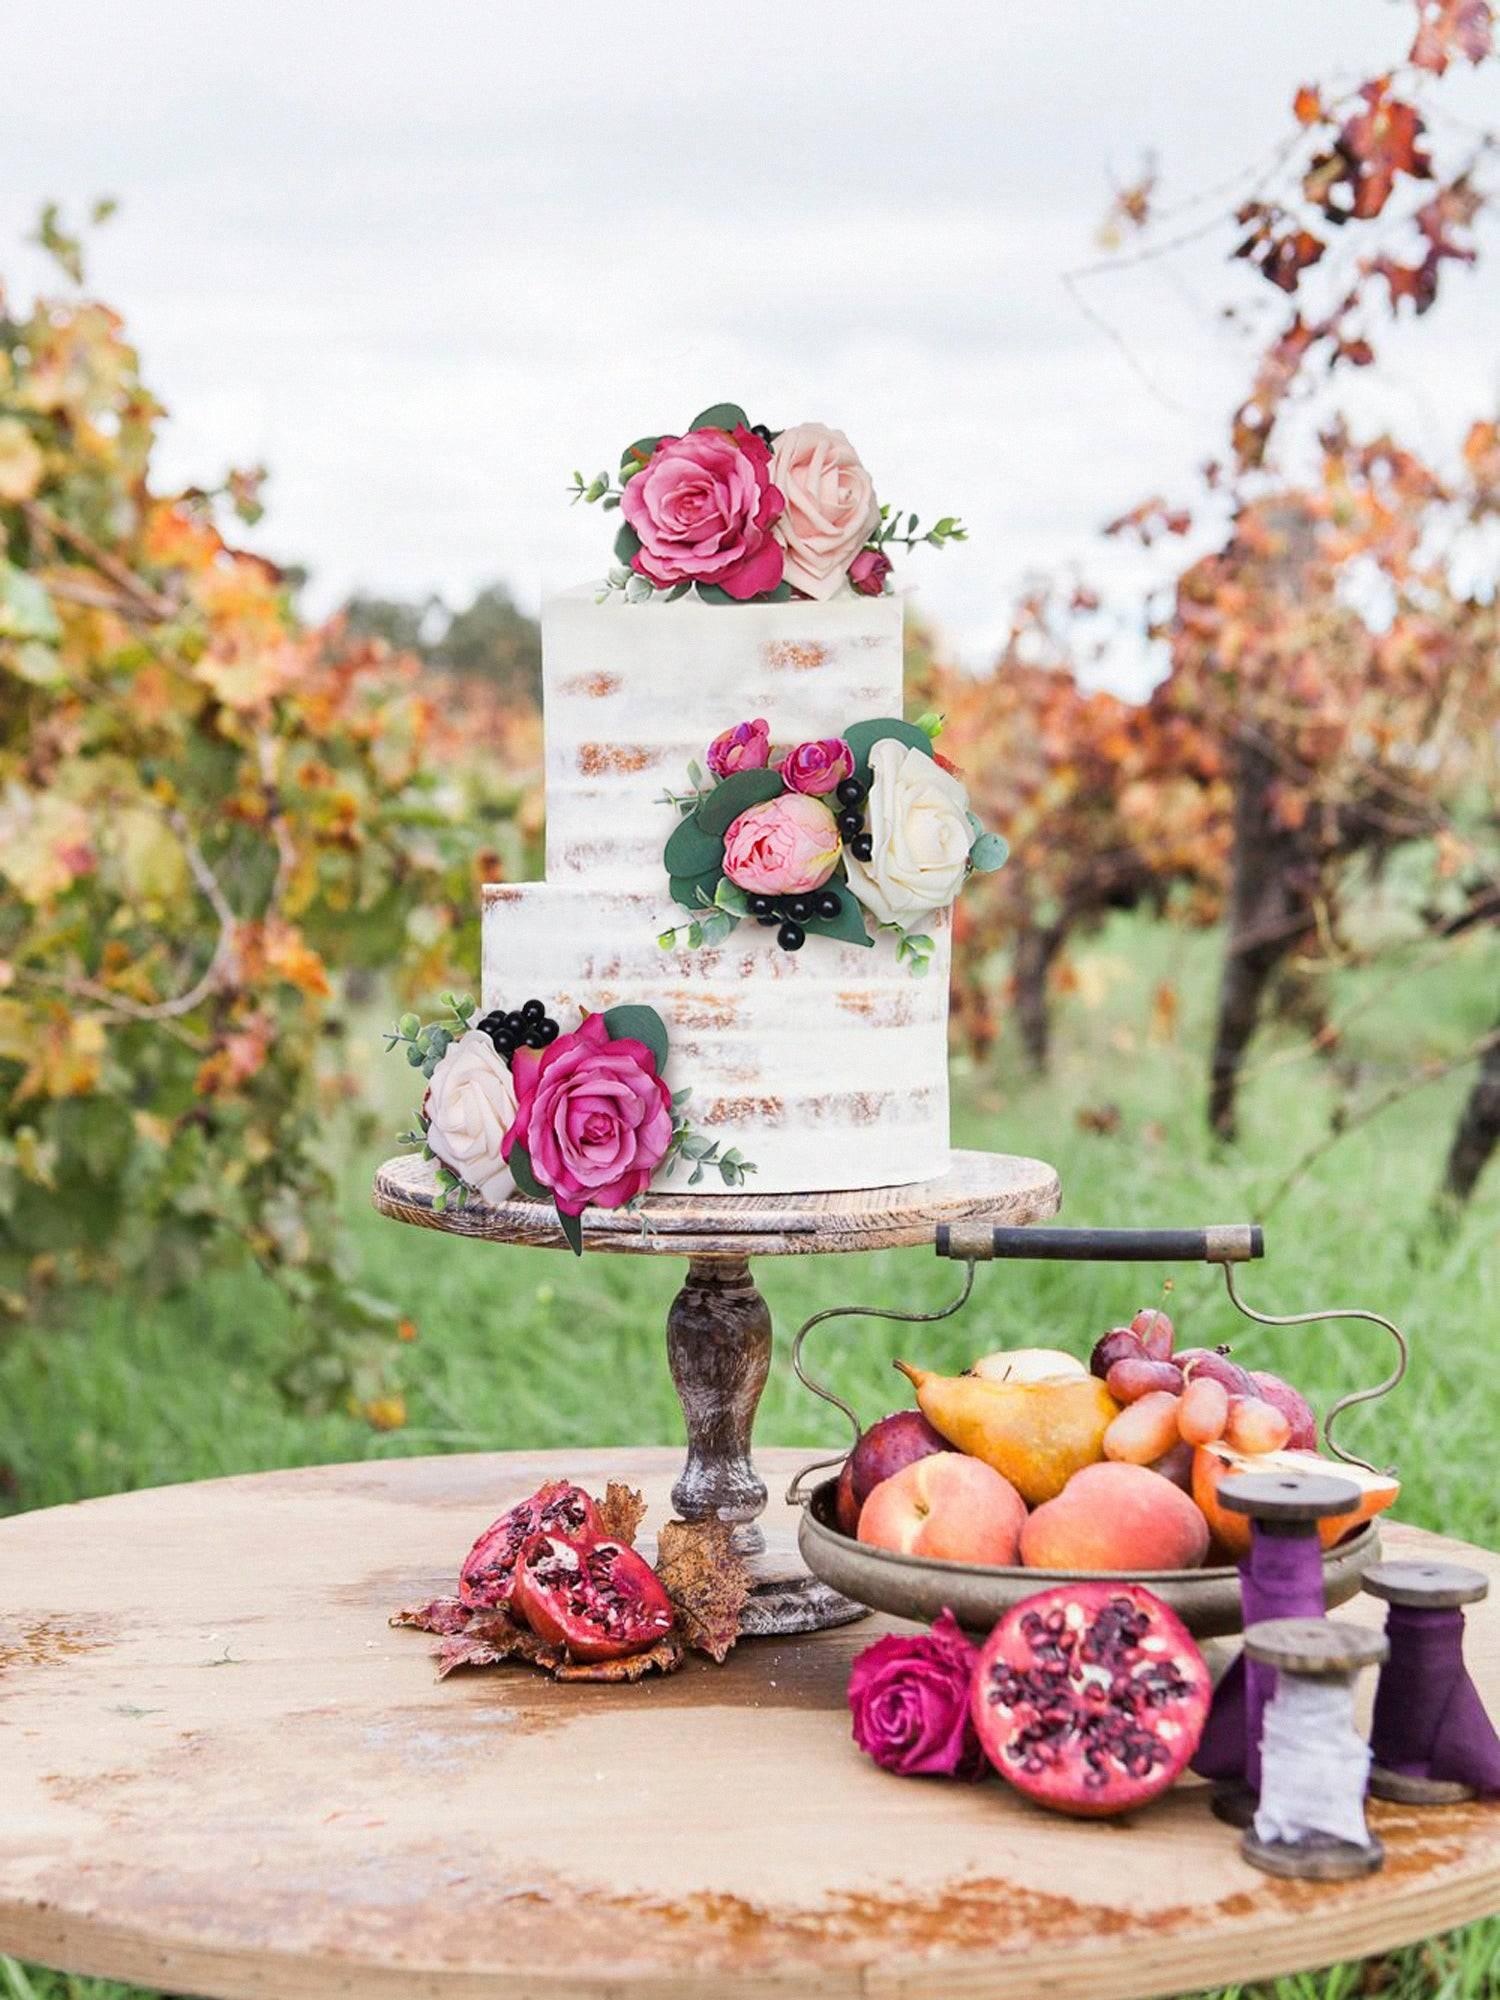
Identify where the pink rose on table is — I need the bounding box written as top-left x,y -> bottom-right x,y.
848,547 -> 892,597
721,793 -> 841,896
768,423 -> 881,600
503,1013 -> 673,1216
780,736 -> 855,796
706,717 -> 772,779
847,1608 -> 987,1781
620,426 -> 785,600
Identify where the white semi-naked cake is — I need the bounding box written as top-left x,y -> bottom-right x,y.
482,588 -> 953,1195
398,403 -> 1003,1240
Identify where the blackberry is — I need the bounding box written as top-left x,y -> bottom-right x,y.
815,890 -> 842,919
852,833 -> 874,863
777,921 -> 806,952
836,776 -> 866,807
837,810 -> 863,839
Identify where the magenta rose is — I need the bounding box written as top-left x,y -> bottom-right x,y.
781,736 -> 855,796
849,547 -> 893,597
620,426 -> 785,600
721,792 -> 841,896
503,1012 -> 674,1216
848,1609 -> 987,1781
707,718 -> 772,779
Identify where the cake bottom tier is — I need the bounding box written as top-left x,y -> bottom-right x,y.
482,883 -> 952,1196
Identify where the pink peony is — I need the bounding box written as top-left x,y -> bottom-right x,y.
849,547 -> 893,597
848,1609 -> 987,1780
503,1012 -> 674,1217
620,426 -> 785,600
768,423 -> 881,600
780,736 -> 855,796
706,718 -> 772,779
721,792 -> 841,896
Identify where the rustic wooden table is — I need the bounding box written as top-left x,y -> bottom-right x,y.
1,1447 -> 1496,2000
373,1147 -> 1062,1633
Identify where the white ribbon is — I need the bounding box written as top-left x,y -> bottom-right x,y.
1254,1675 -> 1373,1848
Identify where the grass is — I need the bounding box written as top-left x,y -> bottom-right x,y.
2,911 -> 1497,2000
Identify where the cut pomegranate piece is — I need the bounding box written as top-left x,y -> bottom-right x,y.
971,1583 -> 1211,1817
512,1532 -> 676,1662
458,1481 -> 602,1609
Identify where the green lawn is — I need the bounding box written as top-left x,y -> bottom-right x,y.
2,912 -> 1497,2000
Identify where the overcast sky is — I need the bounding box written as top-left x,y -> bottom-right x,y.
2,2 -> 1495,685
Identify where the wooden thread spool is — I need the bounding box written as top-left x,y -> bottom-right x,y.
1363,1559 -> 1495,1805
1202,1471 -> 1361,1831
1239,1617 -> 1388,1881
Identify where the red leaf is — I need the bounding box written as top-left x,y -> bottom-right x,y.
1410,0 -> 1494,72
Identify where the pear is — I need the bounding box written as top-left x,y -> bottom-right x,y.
970,1347 -> 1088,1386
895,1361 -> 1119,1506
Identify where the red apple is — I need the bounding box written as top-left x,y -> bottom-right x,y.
850,1409 -> 948,1507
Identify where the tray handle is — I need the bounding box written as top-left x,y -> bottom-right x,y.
935,1222 -> 1264,1263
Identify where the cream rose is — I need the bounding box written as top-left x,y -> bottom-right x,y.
768,423 -> 881,600
844,738 -> 973,926
422,1029 -> 519,1207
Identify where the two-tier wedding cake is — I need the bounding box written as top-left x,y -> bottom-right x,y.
392,405 -> 1004,1245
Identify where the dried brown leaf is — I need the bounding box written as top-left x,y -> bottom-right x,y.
434,1610 -> 563,1680
654,1518 -> 752,1663
553,1631 -> 685,1681
594,1480 -> 647,1547
391,1595 -> 473,1635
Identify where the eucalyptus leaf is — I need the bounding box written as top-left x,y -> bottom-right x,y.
695,766 -> 785,837
797,886 -> 875,949
688,402 -> 749,432
669,864 -> 723,913
600,1003 -> 670,1072
713,878 -> 750,917
843,717 -> 936,789
663,814 -> 723,878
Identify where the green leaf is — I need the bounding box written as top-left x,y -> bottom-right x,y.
665,582 -> 692,602
687,920 -> 703,949
600,1003 -> 670,1072
695,766 -> 785,837
0,564 -> 62,645
558,1205 -> 585,1257
620,435 -> 660,479
968,830 -> 1009,872
508,1143 -> 549,1203
613,521 -> 642,566
713,878 -> 750,917
694,577 -> 792,606
688,402 -> 749,432
663,814 -> 723,878
669,864 -> 723,913
843,717 -> 935,788
693,583 -> 735,606
798,884 -> 875,949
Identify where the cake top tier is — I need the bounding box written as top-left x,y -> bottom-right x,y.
568,401 -> 965,608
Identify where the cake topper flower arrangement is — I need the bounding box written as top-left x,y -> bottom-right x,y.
385,994 -> 754,1254
568,402 -> 965,605
655,715 -> 1008,971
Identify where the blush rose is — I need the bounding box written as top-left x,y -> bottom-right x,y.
780,737 -> 855,796
503,1012 -> 674,1216
422,1030 -> 519,1209
847,1609 -> 987,1780
768,423 -> 881,600
721,792 -> 841,897
844,737 -> 974,926
621,425 -> 785,600
849,547 -> 892,597
706,717 -> 772,779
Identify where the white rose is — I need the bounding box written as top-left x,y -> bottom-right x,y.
844,737 -> 973,926
422,1029 -> 518,1207
768,423 -> 881,600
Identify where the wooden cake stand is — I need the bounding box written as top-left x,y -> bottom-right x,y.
2,1448 -> 1496,2000
371,1147 -> 1062,1634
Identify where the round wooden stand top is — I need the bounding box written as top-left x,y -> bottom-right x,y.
3,1449 -> 1497,2000
372,1146 -> 1062,1258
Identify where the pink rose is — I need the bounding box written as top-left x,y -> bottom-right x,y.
848,1609 -> 987,1781
768,423 -> 881,600
707,718 -> 772,779
503,1012 -> 673,1216
780,736 -> 855,796
721,793 -> 841,896
849,547 -> 892,597
620,426 -> 785,600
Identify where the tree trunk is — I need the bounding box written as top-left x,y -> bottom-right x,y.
1443,1013 -> 1500,1203
1013,924 -> 1066,1072
1208,736 -> 1316,1139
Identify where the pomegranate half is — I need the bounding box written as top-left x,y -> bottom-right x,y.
512,1531 -> 676,1662
971,1583 -> 1211,1817
458,1480 -> 603,1609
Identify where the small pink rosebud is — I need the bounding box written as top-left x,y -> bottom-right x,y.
706,717 -> 772,779
849,547 -> 893,597
781,737 -> 856,796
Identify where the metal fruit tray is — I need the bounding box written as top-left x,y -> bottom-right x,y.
787,1222 -> 1406,1637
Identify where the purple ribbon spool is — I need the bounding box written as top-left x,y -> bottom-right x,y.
1193,1470 -> 1361,1813
1364,1560 -> 1500,1804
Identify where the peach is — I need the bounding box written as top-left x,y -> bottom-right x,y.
1020,1461 -> 1210,1573
857,1452 -> 1026,1566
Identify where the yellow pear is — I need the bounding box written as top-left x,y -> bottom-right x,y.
895,1361 -> 1119,1506
970,1347 -> 1088,1386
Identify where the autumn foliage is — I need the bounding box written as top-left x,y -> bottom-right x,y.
0,231 -> 538,1403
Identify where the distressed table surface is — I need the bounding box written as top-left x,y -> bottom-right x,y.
2,1448 -> 1497,2000
372,1146 -> 1063,1258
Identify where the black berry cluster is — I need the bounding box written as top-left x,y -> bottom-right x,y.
746,887 -> 845,952
477,998 -> 560,1060
835,773 -> 874,863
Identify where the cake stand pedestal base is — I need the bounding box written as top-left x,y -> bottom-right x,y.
372,1147 -> 1063,1638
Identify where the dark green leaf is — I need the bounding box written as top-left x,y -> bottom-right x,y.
694,583 -> 734,606
664,814 -> 723,878
613,521 -> 642,566
798,884 -> 875,948
508,1143 -> 549,1203
688,402 -> 749,432
843,717 -> 936,789
558,1205 -> 585,1257
601,1003 -> 670,1072
695,767 -> 785,837
668,865 -> 722,912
